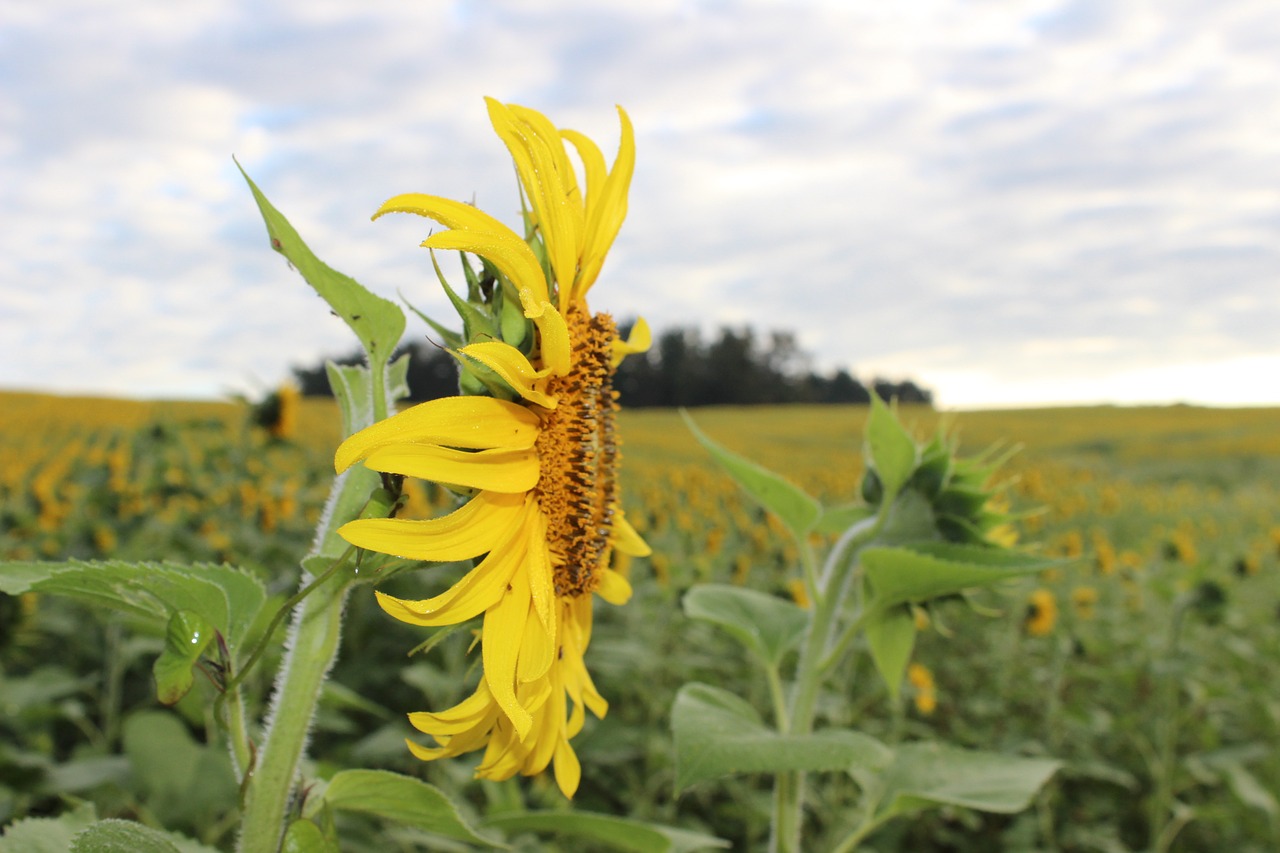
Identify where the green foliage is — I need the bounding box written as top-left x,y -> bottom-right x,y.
672,683 -> 891,792
152,610 -> 216,706
683,585 -> 808,669
484,811 -> 730,852
864,393 -> 918,498
122,712 -> 238,835
236,162 -> 405,374
70,819 -> 221,853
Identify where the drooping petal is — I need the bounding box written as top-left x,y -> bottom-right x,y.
518,289 -> 571,377
574,105 -> 635,302
561,128 -> 606,218
483,575 -> 534,738
552,737 -> 582,798
516,599 -> 555,683
610,316 -> 651,369
374,519 -> 526,626
610,508 -> 652,557
361,443 -> 540,493
524,510 -> 555,633
408,680 -> 497,735
338,491 -> 526,561
457,341 -> 559,409
595,568 -> 633,605
334,396 -> 540,473
373,192 -> 550,305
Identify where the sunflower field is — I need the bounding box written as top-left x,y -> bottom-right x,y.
2,390 -> 1277,851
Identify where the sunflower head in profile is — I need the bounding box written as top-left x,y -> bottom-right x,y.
333,99 -> 651,797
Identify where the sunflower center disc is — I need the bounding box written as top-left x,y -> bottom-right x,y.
534,309 -> 620,597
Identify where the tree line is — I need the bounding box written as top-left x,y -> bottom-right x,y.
291,324 -> 932,407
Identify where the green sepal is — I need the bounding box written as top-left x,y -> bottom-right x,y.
237,161 -> 405,370
864,393 -> 918,499
152,610 -> 215,706
672,683 -> 892,793
430,250 -> 497,344
399,288 -> 464,350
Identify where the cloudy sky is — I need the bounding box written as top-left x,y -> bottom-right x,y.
3,0 -> 1277,408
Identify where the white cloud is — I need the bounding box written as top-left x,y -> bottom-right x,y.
1,0 -> 1277,406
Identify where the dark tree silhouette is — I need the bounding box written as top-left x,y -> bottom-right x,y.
293,323 -> 933,407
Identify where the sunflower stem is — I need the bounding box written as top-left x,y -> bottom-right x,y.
236,565 -> 354,853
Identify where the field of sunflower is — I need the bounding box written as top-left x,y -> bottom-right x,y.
1,390 -> 1276,851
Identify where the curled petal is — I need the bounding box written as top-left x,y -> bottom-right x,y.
458,341 -> 558,409
334,396 -> 540,473
361,444 -> 540,493
610,316 -> 651,369
338,491 -> 526,561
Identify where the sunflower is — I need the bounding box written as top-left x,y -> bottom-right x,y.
333,99 -> 650,797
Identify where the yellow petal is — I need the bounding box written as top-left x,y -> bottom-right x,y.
338,491 -> 526,561
574,105 -> 635,302
553,737 -> 582,798
610,508 -> 651,557
488,99 -> 582,304
516,599 -> 555,683
483,576 -> 534,738
524,511 -> 555,633
408,681 -> 497,735
373,503 -> 532,626
610,316 -> 651,369
458,341 -> 558,409
422,230 -> 549,307
361,443 -> 540,493
335,396 -> 540,473
561,128 -> 606,217
595,568 -> 632,605
518,289 -> 570,377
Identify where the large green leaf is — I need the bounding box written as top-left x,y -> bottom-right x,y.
281,819 -> 340,853
308,769 -> 500,847
855,742 -> 1060,821
683,584 -> 809,668
864,394 -> 917,497
122,712 -> 238,833
485,812 -> 729,852
0,560 -> 265,649
862,545 -> 1056,611
69,820 -> 223,853
681,412 -> 821,541
672,683 -> 891,792
237,161 -> 405,370
0,802 -> 96,853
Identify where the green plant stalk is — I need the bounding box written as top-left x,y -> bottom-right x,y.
1149,598 -> 1189,853
236,567 -> 354,853
770,513 -> 884,853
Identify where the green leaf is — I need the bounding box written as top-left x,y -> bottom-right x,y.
282,819 -> 340,853
69,820 -> 185,853
682,584 -> 808,668
152,610 -> 215,705
681,411 -> 821,540
863,606 -> 917,700
238,161 -> 405,369
862,545 -> 1056,611
309,769 -> 500,847
485,812 -> 729,852
122,712 -> 238,833
865,394 -> 917,497
672,683 -> 891,792
0,560 -> 265,650
0,802 -> 96,853
858,742 -> 1060,820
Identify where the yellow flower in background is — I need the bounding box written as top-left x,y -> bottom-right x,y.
1024,588 -> 1057,637
1071,585 -> 1099,620
907,662 -> 937,715
335,99 -> 650,797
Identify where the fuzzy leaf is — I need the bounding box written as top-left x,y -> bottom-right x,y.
310,769 -> 499,847
152,610 -> 215,705
485,812 -> 728,852
672,683 -> 891,792
683,584 -> 808,668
